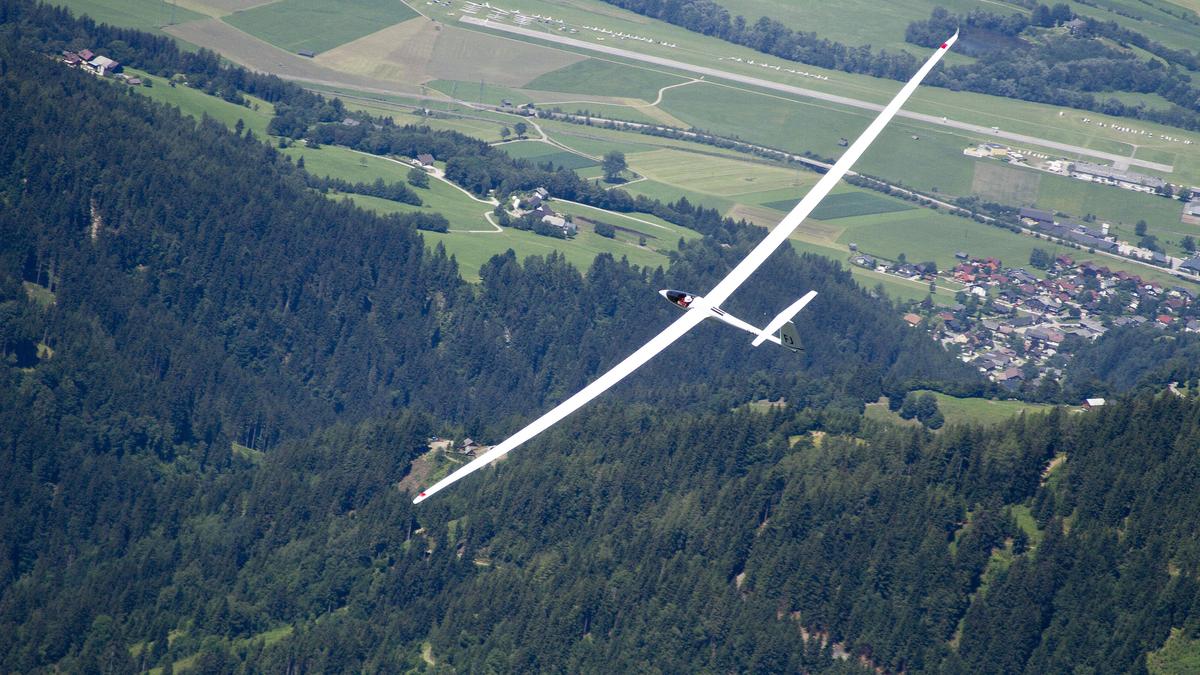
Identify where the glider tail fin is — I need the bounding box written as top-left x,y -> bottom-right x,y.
778,321 -> 802,354
752,291 -> 817,347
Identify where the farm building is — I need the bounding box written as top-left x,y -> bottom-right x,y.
541,214 -> 576,236
1018,207 -> 1054,226
86,55 -> 120,76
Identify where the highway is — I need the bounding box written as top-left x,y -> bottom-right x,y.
459,16 -> 1174,174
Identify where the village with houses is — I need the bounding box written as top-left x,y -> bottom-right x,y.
875,244 -> 1200,395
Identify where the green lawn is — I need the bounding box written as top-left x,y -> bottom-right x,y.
525,58 -> 688,100
347,189 -> 683,280
223,0 -> 416,54
55,0 -> 206,33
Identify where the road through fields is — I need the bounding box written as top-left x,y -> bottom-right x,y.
459,16 -> 1174,174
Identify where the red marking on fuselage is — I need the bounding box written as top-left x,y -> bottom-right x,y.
940,43 -> 948,48
419,492 -> 427,497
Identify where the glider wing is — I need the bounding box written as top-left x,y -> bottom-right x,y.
413,32 -> 958,503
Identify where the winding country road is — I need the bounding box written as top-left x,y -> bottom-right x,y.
459,17 -> 1174,174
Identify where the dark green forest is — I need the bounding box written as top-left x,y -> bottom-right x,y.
2,3 -> 1200,672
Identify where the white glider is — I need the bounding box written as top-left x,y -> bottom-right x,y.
414,32 -> 958,504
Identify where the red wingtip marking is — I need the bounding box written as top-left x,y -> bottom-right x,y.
941,43 -> 948,49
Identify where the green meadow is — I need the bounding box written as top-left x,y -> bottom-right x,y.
223,0 -> 416,54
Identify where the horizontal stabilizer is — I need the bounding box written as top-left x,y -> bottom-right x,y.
752,291 -> 817,347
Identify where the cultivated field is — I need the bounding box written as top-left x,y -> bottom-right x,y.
425,25 -> 583,86
971,162 -> 1041,207
165,18 -> 417,93
316,18 -> 587,89
222,0 -> 417,54
313,17 -> 440,83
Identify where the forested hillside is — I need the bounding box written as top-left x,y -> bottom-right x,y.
2,5 -> 1198,672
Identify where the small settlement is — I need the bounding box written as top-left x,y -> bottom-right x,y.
506,187 -> 577,237
899,251 -> 1200,392
60,48 -> 144,86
